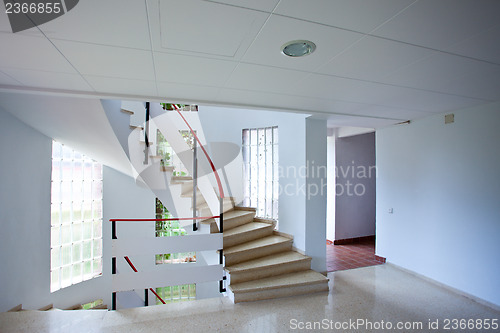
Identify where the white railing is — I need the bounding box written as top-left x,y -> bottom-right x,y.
110,218 -> 223,310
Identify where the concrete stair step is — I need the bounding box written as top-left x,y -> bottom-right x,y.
181,190 -> 207,206
224,235 -> 292,266
223,222 -> 274,248
226,251 -> 312,284
198,198 -> 234,216
160,165 -> 175,172
202,209 -> 256,231
171,176 -> 192,184
120,108 -> 134,115
228,270 -> 329,303
180,188 -> 201,198
181,181 -> 194,195
38,304 -> 54,311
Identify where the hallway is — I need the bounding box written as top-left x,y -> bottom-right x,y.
326,239 -> 383,272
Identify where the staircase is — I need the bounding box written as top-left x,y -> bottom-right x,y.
172,182 -> 328,302
105,101 -> 329,304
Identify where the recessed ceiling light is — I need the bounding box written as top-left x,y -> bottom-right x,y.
281,40 -> 316,57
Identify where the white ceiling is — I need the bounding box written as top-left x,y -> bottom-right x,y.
1,0 -> 499,128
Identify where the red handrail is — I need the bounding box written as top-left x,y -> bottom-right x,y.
124,256 -> 166,304
172,104 -> 225,199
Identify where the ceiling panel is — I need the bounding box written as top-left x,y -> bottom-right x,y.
436,65 -> 500,101
326,114 -> 399,128
444,24 -> 500,64
40,0 -> 151,50
376,87 -> 487,113
1,68 -> 93,91
154,53 -> 237,86
0,70 -> 22,85
318,36 -> 433,81
85,76 -> 157,97
217,87 -> 372,115
218,87 -> 319,112
242,14 -> 363,72
204,0 -> 280,12
157,81 -> 220,102
0,33 -> 76,73
372,0 -> 500,51
275,0 -> 415,33
159,0 -> 268,58
352,104 -> 432,120
382,52 -> 500,99
53,40 -> 155,81
292,73 -> 397,105
224,63 -> 309,94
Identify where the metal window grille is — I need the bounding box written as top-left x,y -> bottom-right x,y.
242,127 -> 279,222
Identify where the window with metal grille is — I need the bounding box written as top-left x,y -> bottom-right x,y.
242,127 -> 279,221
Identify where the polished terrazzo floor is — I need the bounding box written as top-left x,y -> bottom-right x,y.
1,264 -> 498,332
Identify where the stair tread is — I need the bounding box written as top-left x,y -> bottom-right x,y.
224,235 -> 291,255
229,270 -> 328,293
120,108 -> 134,115
223,222 -> 272,238
201,209 -> 254,224
197,198 -> 233,209
171,176 -> 192,184
221,209 -> 255,220
226,251 -> 310,273
180,190 -> 202,198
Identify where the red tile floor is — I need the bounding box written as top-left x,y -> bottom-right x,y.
326,239 -> 384,272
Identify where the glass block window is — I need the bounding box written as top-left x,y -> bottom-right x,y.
50,141 -> 103,292
242,127 -> 279,221
156,284 -> 196,305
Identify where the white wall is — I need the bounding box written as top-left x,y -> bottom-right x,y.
335,132 -> 376,240
198,106 -> 309,251
0,107 -> 158,311
376,101 -> 500,307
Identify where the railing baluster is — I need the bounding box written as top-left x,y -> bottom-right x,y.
144,102 -> 150,165
193,140 -> 198,231
112,219 -> 117,310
